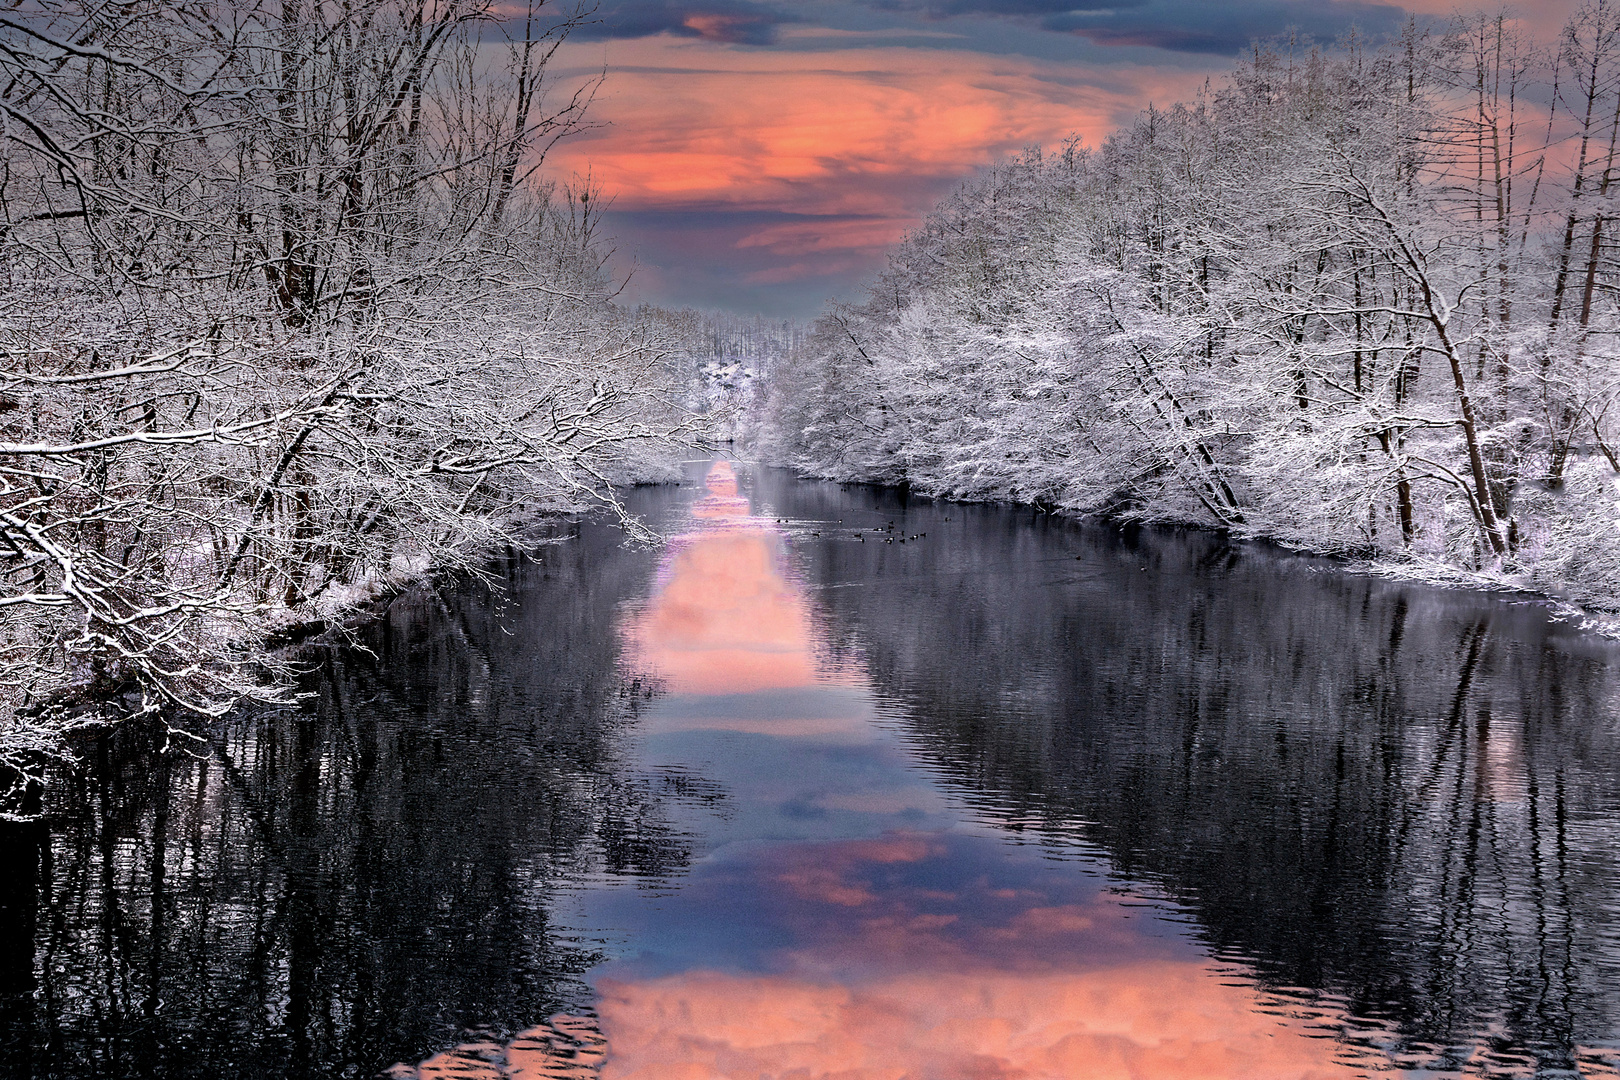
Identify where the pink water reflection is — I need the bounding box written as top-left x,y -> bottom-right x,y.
586,834 -> 1370,1080
396,833 -> 1372,1079
394,465 -> 1376,1080
625,462 -> 820,696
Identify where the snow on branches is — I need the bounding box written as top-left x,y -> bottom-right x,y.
757,14 -> 1620,615
0,0 -> 691,795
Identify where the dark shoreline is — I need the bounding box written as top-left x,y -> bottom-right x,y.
800,468 -> 1620,631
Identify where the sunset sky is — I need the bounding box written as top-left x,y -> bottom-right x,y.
543,0 -> 1579,318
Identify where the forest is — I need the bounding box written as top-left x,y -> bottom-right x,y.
9,1 -> 1620,804
7,7 -> 1620,1073
0,0 -> 714,799
756,11 -> 1620,615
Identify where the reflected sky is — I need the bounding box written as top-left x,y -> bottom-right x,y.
625,461 -> 817,696
586,834 -> 1372,1080
617,460 -> 949,845
405,461 -> 1378,1079
304,459 -> 1620,1080
24,467 -> 1620,1080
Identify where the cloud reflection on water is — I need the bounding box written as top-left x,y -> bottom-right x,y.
400,463 -> 1372,1079
583,831 -> 1370,1079
607,463 -> 1367,1078
624,462 -> 823,697
403,831 -> 1370,1079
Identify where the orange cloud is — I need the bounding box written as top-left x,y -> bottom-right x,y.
549,37 -> 1211,220
541,5 -> 1596,310
543,36 -> 1212,300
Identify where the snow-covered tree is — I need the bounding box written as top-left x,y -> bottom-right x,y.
0,0 -> 690,801
759,9 -> 1620,609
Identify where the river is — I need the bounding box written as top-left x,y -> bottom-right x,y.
4,462 -> 1620,1079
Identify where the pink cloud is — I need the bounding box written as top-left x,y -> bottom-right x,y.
548,38 -> 1212,228
734,217 -> 910,255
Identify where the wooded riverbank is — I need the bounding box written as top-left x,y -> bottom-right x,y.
753,15 -> 1620,619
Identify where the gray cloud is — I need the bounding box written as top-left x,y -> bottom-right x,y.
570,0 -> 800,44
601,208 -> 925,319
854,0 -> 1406,56
870,0 -> 1140,14
1045,0 -> 1405,54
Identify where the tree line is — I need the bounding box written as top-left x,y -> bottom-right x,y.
0,0 -> 692,798
758,8 -> 1620,611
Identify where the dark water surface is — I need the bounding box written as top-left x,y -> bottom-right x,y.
5,465 -> 1620,1079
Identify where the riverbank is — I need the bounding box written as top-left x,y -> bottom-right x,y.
748,30 -> 1620,630
769,462 -> 1620,642
0,465 -> 688,820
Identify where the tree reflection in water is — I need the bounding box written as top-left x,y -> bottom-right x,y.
9,467 -> 1620,1079
0,496 -> 704,1079
394,462 -> 1376,1079
757,469 -> 1620,1076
